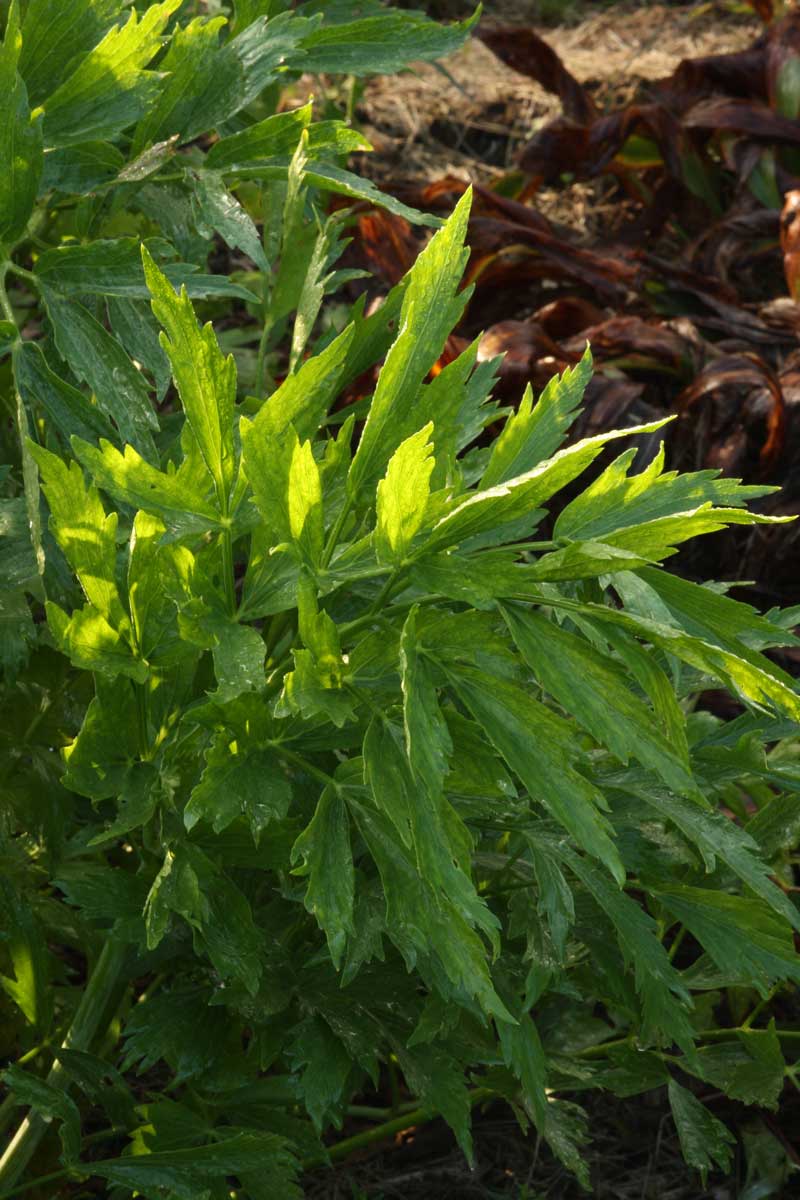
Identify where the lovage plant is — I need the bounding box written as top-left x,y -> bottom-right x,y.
2,2 -> 800,1197
2,191 -> 800,1196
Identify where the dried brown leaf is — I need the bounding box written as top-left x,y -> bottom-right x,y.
477,26 -> 596,124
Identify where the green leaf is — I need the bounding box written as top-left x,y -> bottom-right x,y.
747,793 -> 800,858
498,1014 -> 549,1130
443,710 -> 518,801
667,1079 -> 734,1185
290,1015 -> 351,1130
395,1040 -> 474,1161
400,605 -> 452,799
185,736 -> 291,841
569,590 -> 800,723
41,0 -> 182,147
687,1024 -> 786,1110
189,848 -> 263,993
655,885 -> 800,994
241,422 -> 323,568
168,12 -> 311,145
191,169 -> 268,271
0,588 -> 35,677
424,416 -> 672,555
63,677 -> 140,801
555,442 -> 777,543
91,1133 -> 298,1196
14,341 -> 114,446
528,539 -> 656,581
126,510 -> 195,667
291,786 -> 354,969
206,102 -> 368,171
362,710 -> 494,947
348,190 -> 472,497
19,0 -> 120,106
54,863 -> 148,928
121,986 -> 231,1083
129,13 -> 227,156
0,0 -> 43,246
636,786 -> 800,932
36,239 -> 259,302
245,322 -> 354,440
27,443 -> 126,627
630,568 -> 798,655
88,761 -> 160,846
201,616 -> 266,700
144,844 -> 206,951
142,246 -> 238,510
502,605 -> 698,798
375,423 -> 435,565
293,159 -> 441,227
106,296 -> 171,403
40,139 -> 124,193
1,1065 -> 81,1164
0,880 -> 52,1033
447,665 -> 625,884
557,846 -> 694,1048
481,348 -> 592,488
348,795 -> 512,1022
72,437 -> 221,538
41,289 -> 158,460
46,599 -> 147,682
277,648 -> 355,727
296,7 -> 477,75
593,505 -> 786,563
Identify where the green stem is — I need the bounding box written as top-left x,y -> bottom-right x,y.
367,569 -> 403,617
667,925 -> 687,963
0,1165 -> 76,1200
575,1024 -> 800,1062
221,527 -> 237,617
0,940 -> 129,1195
0,272 -> 16,326
273,744 -> 341,793
741,986 -> 777,1030
321,497 -> 353,570
346,1102 -> 418,1121
304,1087 -> 495,1169
4,263 -> 37,287
136,684 -> 150,760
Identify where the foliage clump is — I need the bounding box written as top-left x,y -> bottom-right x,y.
1,2 -> 799,1197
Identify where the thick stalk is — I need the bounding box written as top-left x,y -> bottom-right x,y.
0,271 -> 16,327
0,940 -> 129,1194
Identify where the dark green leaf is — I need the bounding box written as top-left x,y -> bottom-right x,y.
291,786 -> 354,969
448,664 -> 625,884
0,1 -> 43,245
1,1065 -> 81,1163
185,736 -> 291,842
41,289 -> 158,459
667,1078 -> 734,1184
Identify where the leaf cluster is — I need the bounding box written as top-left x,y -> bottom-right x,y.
0,3 -> 799,1197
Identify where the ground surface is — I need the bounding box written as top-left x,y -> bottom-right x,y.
358,2 -> 758,226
